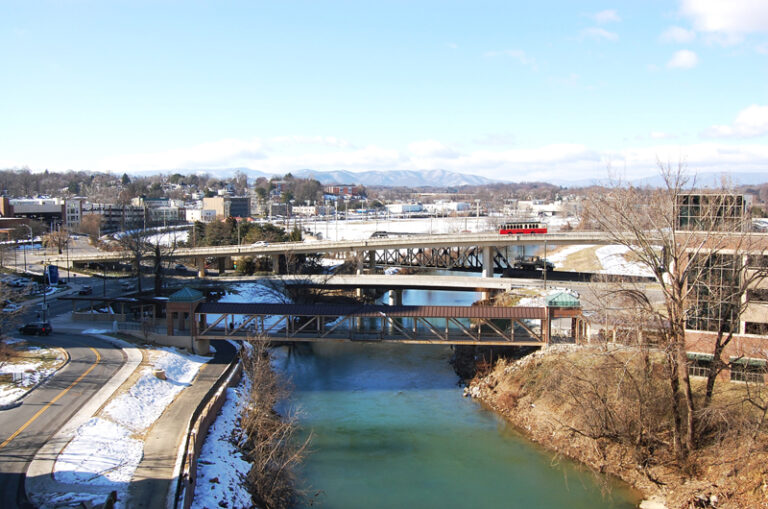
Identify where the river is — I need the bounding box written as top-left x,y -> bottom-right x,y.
264,285 -> 640,509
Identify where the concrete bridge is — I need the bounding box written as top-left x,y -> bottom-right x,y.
59,232 -> 614,276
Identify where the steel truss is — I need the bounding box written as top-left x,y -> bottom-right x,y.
372,246 -> 518,271
197,309 -> 546,346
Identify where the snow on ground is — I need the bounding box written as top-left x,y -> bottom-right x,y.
53,346 -> 211,507
306,216 -> 494,241
595,245 -> 654,277
143,229 -> 189,246
546,244 -> 596,268
191,380 -> 253,509
55,418 -> 143,485
0,343 -> 63,406
104,348 -> 211,432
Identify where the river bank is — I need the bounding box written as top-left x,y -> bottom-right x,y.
467,345 -> 768,509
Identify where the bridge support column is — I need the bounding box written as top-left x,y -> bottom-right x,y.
272,255 -> 281,274
388,289 -> 402,306
217,257 -> 226,274
196,257 -> 205,278
193,337 -> 210,355
482,246 -> 493,278
355,251 -> 364,275
367,250 -> 375,271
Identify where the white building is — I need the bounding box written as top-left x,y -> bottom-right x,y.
423,201 -> 471,214
386,203 -> 424,214
186,209 -> 216,223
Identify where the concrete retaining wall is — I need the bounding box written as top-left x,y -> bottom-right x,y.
174,355 -> 242,509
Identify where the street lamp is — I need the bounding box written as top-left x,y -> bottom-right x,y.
21,224 -> 32,274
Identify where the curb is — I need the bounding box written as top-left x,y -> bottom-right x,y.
0,345 -> 70,411
25,333 -> 143,508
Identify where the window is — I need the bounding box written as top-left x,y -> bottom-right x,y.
747,288 -> 768,303
747,255 -> 768,269
745,322 -> 768,335
686,253 -> 741,333
687,353 -> 713,378
730,357 -> 766,383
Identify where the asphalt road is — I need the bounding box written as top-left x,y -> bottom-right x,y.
0,332 -> 126,508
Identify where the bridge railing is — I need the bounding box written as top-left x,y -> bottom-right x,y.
61,231 -> 617,263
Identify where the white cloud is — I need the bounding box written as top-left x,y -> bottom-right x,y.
667,49 -> 699,69
593,9 -> 621,24
10,135 -> 768,183
702,104 -> 768,138
484,49 -> 537,68
407,140 -> 460,159
680,0 -> 768,35
580,27 -> 619,41
650,131 -> 678,140
660,26 -> 696,43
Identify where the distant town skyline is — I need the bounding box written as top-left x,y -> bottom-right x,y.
2,1 -> 768,182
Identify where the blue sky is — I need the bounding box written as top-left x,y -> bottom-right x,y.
2,0 -> 768,182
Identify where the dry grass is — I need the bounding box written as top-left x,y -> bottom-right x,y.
239,342 -> 310,509
471,346 -> 768,509
551,245 -> 604,272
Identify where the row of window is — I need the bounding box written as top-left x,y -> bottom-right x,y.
687,354 -> 766,384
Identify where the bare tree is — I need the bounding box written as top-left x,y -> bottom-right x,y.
239,341 -> 310,509
584,162 -> 768,460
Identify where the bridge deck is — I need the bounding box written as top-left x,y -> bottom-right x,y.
192,303 -> 557,345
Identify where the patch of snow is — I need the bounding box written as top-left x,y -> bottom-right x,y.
191,383 -> 253,509
82,328 -> 110,334
54,346 -> 211,505
595,245 -> 654,277
104,348 -> 210,432
54,417 -> 143,485
0,347 -> 61,405
546,244 -> 596,268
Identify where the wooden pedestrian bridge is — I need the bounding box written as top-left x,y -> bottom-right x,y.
165,298 -> 586,347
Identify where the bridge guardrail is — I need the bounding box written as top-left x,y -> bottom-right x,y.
60,232 -> 618,263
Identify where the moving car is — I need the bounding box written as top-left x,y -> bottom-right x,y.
78,285 -> 93,295
19,322 -> 52,335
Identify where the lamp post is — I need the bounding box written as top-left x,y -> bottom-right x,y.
42,260 -> 48,322
21,224 -> 32,274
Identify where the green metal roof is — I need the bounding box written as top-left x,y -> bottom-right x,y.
545,292 -> 580,308
169,287 -> 204,302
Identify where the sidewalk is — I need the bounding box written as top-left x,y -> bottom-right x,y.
128,339 -> 236,508
25,314 -> 235,508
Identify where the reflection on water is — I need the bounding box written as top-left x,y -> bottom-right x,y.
267,286 -> 638,509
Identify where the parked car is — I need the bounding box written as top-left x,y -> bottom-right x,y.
174,263 -> 186,271
78,285 -> 93,295
19,322 -> 52,335
2,303 -> 21,313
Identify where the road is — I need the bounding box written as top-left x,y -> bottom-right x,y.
0,331 -> 125,508
0,277 -> 135,509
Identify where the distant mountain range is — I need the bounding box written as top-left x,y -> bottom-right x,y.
186,168 -> 500,187
177,167 -> 766,188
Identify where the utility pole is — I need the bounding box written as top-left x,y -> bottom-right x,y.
21,224 -> 32,274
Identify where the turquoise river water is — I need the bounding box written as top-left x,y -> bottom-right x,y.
265,286 -> 640,509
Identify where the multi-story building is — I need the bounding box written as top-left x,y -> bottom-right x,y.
186,209 -> 216,223
6,197 -> 65,226
202,196 -> 251,218
680,193 -> 768,383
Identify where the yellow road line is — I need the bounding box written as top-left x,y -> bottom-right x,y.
0,346 -> 101,451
